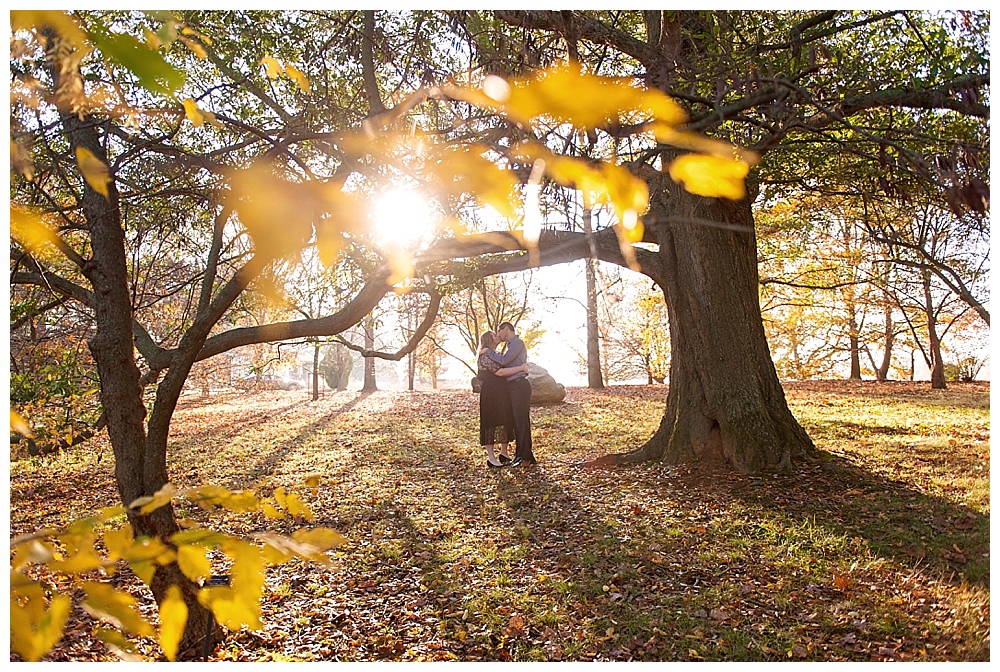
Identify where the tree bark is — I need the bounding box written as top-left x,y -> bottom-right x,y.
593,171 -> 815,472
58,109 -> 218,659
923,272 -> 947,389
582,207 -> 605,389
876,301 -> 893,381
362,316 -> 377,392
312,342 -> 320,401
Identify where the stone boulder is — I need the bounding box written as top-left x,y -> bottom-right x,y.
527,362 -> 565,405
470,363 -> 566,404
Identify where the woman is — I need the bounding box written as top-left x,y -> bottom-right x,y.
478,330 -> 526,468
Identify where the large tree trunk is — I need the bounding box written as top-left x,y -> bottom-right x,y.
48,32 -> 219,657
595,173 -> 815,472
63,117 -> 218,657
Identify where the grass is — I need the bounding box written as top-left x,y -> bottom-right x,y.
9,380 -> 990,661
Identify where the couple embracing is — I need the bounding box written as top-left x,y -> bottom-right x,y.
477,321 -> 536,469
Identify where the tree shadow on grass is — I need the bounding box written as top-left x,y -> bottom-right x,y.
725,452 -> 989,589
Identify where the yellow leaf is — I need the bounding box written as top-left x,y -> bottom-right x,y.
10,409 -> 33,438
130,482 -> 177,514
158,585 -> 188,662
272,486 -> 288,510
284,63 -> 311,93
199,540 -> 264,630
172,527 -> 231,547
225,162 -> 317,259
262,503 -> 284,520
177,35 -> 207,59
103,524 -> 134,562
424,144 -> 518,219
75,146 -> 112,198
304,475 -> 322,488
260,56 -> 283,79
82,581 -> 156,637
503,61 -> 686,130
257,531 -> 332,566
386,245 -> 415,287
10,592 -> 71,661
11,11 -> 90,53
183,98 -> 205,127
291,527 -> 346,551
123,536 -> 176,575
177,544 -> 212,583
217,490 -> 259,513
94,627 -> 138,659
11,540 -> 55,569
668,153 -> 750,200
48,546 -> 105,574
10,207 -> 62,260
130,559 -> 157,586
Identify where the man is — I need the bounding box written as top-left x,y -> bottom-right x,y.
487,322 -> 535,465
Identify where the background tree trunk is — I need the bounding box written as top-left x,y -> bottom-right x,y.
596,172 -> 815,472
877,302 -> 893,381
312,342 -> 320,400
363,317 -> 377,392
923,273 -> 947,389
582,207 -> 604,389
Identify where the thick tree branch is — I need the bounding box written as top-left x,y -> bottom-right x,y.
335,289 -> 442,360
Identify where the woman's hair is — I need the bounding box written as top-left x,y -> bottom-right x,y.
479,331 -> 495,350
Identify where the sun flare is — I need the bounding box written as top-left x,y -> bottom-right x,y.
373,188 -> 434,246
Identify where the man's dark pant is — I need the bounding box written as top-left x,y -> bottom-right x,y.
507,377 -> 535,462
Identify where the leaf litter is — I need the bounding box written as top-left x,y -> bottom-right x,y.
9,381 -> 989,661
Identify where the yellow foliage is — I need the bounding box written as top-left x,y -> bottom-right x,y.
261,56 -> 283,79
183,98 -> 205,127
130,482 -> 177,514
177,35 -> 207,59
199,540 -> 264,630
292,527 -> 346,551
424,144 -> 519,219
81,581 -> 156,638
103,524 -> 134,562
48,546 -> 106,574
10,207 -> 62,261
10,409 -> 34,438
158,585 -> 188,662
502,61 -> 686,130
176,544 -> 213,583
10,583 -> 72,662
74,147 -> 112,198
10,10 -> 90,53
11,539 -> 55,570
283,63 -> 311,93
668,153 -> 751,201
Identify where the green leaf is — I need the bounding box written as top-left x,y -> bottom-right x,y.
86,27 -> 185,96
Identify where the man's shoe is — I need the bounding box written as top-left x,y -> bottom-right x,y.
509,457 -> 523,467
498,454 -> 512,465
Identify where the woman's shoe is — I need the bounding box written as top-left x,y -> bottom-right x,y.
498,454 -> 512,464
487,459 -> 504,469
